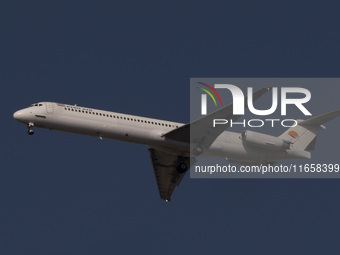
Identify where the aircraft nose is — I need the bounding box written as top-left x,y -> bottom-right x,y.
13,110 -> 29,123
13,110 -> 22,120
13,108 -> 34,124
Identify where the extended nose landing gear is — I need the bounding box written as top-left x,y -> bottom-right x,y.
27,122 -> 34,135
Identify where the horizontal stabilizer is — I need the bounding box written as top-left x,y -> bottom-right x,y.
297,109 -> 340,126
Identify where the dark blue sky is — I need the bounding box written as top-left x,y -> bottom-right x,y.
2,1 -> 340,254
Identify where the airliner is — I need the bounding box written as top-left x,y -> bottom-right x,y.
13,88 -> 340,201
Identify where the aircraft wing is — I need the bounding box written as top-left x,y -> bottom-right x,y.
149,148 -> 196,201
163,87 -> 271,153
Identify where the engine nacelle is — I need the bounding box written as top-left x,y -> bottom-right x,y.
241,130 -> 290,150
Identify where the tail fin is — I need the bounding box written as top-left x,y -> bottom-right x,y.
279,109 -> 340,151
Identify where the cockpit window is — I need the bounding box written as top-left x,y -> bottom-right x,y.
31,103 -> 43,107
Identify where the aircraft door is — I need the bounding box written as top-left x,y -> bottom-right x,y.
46,103 -> 54,113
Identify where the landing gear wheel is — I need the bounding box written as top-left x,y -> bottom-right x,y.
177,162 -> 188,173
27,122 -> 34,135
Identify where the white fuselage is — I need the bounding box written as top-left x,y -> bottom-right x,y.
13,102 -> 305,164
